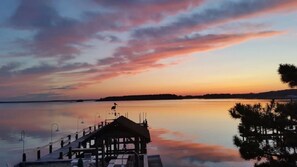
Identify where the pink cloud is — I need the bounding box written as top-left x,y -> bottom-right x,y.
8,0 -> 203,60
7,0 -> 296,62
92,31 -> 283,83
92,0 -> 203,25
133,0 -> 297,39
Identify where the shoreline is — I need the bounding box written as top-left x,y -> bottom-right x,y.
0,89 -> 296,104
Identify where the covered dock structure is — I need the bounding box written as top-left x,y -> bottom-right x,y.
15,116 -> 162,167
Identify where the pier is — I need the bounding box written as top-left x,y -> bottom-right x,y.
14,116 -> 162,167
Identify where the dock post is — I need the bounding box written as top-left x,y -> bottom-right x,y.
61,139 -> 64,148
68,135 -> 71,144
141,137 -> 147,154
135,137 -> 140,154
49,144 -> 53,153
59,152 -> 63,159
37,149 -> 41,160
95,137 -> 99,167
22,153 -> 26,162
68,147 -> 72,159
101,139 -> 105,167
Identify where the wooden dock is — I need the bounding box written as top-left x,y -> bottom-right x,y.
15,116 -> 161,167
38,130 -> 96,162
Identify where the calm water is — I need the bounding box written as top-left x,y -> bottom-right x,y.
0,99 -> 269,167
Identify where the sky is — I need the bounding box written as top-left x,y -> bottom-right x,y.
0,0 -> 297,101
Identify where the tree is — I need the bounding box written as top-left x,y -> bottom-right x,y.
229,101 -> 297,167
278,64 -> 297,88
228,64 -> 297,167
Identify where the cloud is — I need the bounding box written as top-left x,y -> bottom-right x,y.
0,62 -> 91,79
2,92 -> 64,101
0,1 -> 205,98
7,0 -> 83,59
92,0 -> 203,24
95,34 -> 122,43
47,84 -> 79,91
5,0 -> 296,62
94,31 -> 282,82
132,0 -> 297,39
93,0 -> 297,84
148,128 -> 243,167
0,62 -> 21,77
5,0 -> 203,61
0,62 -> 93,100
9,0 -> 61,30
21,62 -> 90,75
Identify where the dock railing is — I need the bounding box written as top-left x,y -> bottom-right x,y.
18,121 -> 110,163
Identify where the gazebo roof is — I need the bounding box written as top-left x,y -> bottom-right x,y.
87,116 -> 151,142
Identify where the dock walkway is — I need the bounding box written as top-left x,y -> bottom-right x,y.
38,129 -> 97,162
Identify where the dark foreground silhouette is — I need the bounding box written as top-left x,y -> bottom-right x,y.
229,64 -> 297,167
278,64 -> 297,88
230,101 -> 297,167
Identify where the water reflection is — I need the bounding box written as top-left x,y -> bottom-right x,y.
0,100 -> 258,167
0,102 -> 106,166
230,101 -> 297,167
149,128 -> 243,167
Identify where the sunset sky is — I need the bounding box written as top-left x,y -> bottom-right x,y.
0,0 -> 297,101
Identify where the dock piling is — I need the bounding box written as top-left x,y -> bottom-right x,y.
68,135 -> 71,145
22,153 -> 26,162
59,152 -> 63,159
68,147 -> 72,159
61,139 -> 64,148
37,149 -> 41,160
49,144 -> 53,153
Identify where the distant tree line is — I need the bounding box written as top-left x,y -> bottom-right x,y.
97,94 -> 182,101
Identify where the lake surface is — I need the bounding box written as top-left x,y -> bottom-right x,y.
0,99 -> 270,167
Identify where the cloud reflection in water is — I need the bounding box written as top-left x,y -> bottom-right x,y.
148,128 -> 250,167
